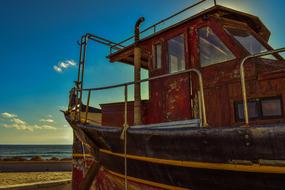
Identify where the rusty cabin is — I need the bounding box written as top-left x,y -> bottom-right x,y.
67,2 -> 285,190
79,5 -> 285,128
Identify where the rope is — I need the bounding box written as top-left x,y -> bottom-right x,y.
81,142 -> 87,177
120,124 -> 130,190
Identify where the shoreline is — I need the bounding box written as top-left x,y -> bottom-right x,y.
0,160 -> 72,172
0,156 -> 72,162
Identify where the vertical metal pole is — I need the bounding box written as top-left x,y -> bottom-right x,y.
192,69 -> 208,127
123,84 -> 129,190
77,37 -> 83,84
198,74 -> 208,127
240,62 -> 249,126
85,90 -> 91,123
198,91 -> 202,127
76,37 -> 84,121
79,35 -> 88,121
134,46 -> 142,125
239,48 -> 285,127
189,73 -> 194,118
133,17 -> 144,125
124,85 -> 128,128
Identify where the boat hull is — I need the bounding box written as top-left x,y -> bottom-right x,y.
67,116 -> 285,190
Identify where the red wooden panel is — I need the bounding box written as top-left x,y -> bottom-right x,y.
101,101 -> 148,127
163,74 -> 191,122
101,10 -> 285,128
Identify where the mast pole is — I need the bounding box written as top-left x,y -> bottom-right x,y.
134,17 -> 145,125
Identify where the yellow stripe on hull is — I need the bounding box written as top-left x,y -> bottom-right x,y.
105,168 -> 189,190
100,149 -> 285,174
72,153 -> 93,158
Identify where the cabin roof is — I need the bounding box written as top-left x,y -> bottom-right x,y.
108,5 -> 270,68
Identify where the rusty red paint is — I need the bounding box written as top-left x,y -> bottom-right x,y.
101,7 -> 285,128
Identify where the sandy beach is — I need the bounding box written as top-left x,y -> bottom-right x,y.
0,172 -> 72,187
0,160 -> 72,188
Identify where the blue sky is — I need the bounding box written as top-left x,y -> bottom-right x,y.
0,0 -> 284,144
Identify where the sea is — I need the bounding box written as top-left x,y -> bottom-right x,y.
0,145 -> 72,160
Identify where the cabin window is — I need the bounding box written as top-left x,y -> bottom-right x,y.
153,43 -> 162,69
235,100 -> 260,121
235,96 -> 283,121
261,97 -> 283,118
167,34 -> 185,73
199,27 -> 235,67
225,27 -> 275,59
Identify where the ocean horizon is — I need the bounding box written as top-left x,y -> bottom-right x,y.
0,144 -> 72,159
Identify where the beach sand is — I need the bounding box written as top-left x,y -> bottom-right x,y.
0,172 -> 72,187
0,160 -> 72,188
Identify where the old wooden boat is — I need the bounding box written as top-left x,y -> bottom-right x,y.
64,0 -> 285,189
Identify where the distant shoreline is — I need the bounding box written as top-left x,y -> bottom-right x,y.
0,160 -> 72,172
0,144 -> 72,145
0,156 -> 72,162
0,144 -> 73,161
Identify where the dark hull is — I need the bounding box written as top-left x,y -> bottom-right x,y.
67,116 -> 285,190
101,153 -> 285,190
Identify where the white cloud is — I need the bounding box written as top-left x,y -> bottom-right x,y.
1,112 -> 17,118
40,118 -> 54,123
2,123 -> 33,132
59,62 -> 69,68
11,118 -> 26,125
66,60 -> 76,66
53,59 -> 76,73
34,125 -> 56,130
47,115 -> 53,118
53,66 -> 62,73
1,113 -> 57,132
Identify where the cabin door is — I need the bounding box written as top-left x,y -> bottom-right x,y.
162,31 -> 191,122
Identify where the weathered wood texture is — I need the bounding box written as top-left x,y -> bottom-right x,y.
100,101 -> 148,127
101,7 -> 285,127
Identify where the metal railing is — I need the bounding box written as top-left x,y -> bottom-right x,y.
73,68 -> 209,128
240,47 -> 285,126
74,0 -> 220,125
109,0 -> 217,54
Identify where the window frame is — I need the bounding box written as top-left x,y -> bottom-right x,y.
197,25 -> 236,68
260,96 -> 284,120
234,99 -> 261,122
234,96 -> 284,122
223,23 -> 282,60
152,42 -> 163,70
166,33 -> 186,74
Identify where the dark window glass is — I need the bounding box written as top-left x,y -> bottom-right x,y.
199,27 -> 235,67
261,98 -> 283,117
236,101 -> 260,120
167,34 -> 185,73
153,43 -> 162,69
235,97 -> 283,121
225,27 -> 275,60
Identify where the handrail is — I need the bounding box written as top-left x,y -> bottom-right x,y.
86,33 -> 124,50
74,0 -> 218,123
76,34 -> 124,121
240,47 -> 285,126
76,68 -> 208,127
110,0 -> 217,53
